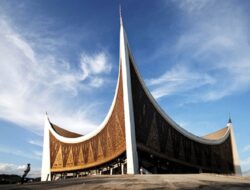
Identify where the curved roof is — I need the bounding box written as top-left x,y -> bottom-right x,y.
127,47 -> 230,145
47,15 -> 230,146
46,63 -> 122,144
202,127 -> 229,140
50,122 -> 82,138
48,65 -> 126,172
41,14 -> 241,179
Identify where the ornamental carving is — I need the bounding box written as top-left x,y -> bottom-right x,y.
49,67 -> 126,172
129,56 -> 234,174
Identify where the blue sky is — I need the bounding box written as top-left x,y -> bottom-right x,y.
0,0 -> 250,177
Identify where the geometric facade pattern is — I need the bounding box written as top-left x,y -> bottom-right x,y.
41,13 -> 241,181
49,67 -> 125,172
130,56 -> 234,174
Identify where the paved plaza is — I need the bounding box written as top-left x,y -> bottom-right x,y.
1,174 -> 250,190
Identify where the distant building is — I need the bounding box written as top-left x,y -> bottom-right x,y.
41,13 -> 241,181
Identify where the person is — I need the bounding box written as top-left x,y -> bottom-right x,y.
140,167 -> 143,175
21,163 -> 31,184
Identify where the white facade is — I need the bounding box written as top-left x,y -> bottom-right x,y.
119,14 -> 139,174
41,115 -> 51,181
227,121 -> 242,175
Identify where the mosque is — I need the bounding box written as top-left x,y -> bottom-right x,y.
41,12 -> 241,181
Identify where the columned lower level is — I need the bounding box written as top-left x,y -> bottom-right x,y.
50,153 -> 127,180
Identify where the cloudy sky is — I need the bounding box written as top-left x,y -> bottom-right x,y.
0,0 -> 250,177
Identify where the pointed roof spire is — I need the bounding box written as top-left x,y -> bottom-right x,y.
45,111 -> 50,121
228,113 -> 232,124
119,5 -> 123,26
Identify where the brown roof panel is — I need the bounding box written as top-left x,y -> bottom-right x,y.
50,123 -> 83,138
202,127 -> 229,140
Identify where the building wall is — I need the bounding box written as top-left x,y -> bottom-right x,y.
129,57 -> 234,174
49,68 -> 126,173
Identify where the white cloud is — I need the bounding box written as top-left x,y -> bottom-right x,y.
150,1 -> 250,102
33,150 -> 42,157
0,144 -> 42,177
6,32 -> 36,63
174,0 -> 212,13
89,77 -> 104,88
242,145 -> 250,153
0,163 -> 40,177
17,165 -> 26,170
80,51 -> 111,88
80,52 -> 111,78
241,157 -> 250,167
28,140 -> 43,147
0,145 -> 40,160
0,17 -> 112,135
148,65 -> 215,99
0,163 -> 24,175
